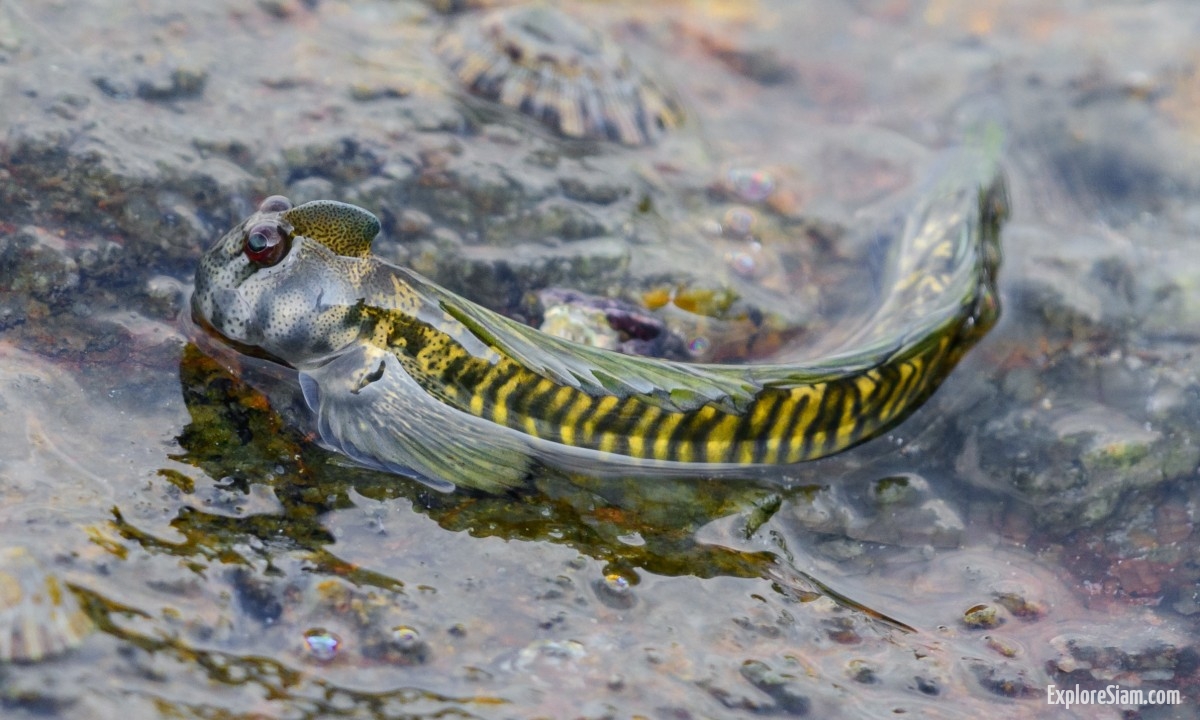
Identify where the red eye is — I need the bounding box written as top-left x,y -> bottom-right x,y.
244,223 -> 288,266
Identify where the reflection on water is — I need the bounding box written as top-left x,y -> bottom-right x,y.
168,342 -> 781,578
58,344 -> 892,716
22,342 -> 1169,718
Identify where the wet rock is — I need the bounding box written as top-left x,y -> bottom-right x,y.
559,173 -> 632,206
821,615 -> 863,645
786,475 -> 964,549
92,61 -> 207,103
992,591 -> 1047,622
2,120 -> 258,266
363,625 -> 431,666
961,603 -> 1004,631
72,238 -> 125,280
785,485 -> 855,537
229,568 -> 283,625
957,400 -> 1196,528
426,0 -> 503,14
848,474 -> 965,549
0,295 -> 27,330
738,659 -> 812,715
0,669 -> 86,715
592,573 -> 637,610
286,176 -> 338,206
983,634 -> 1022,659
281,135 -> 384,185
0,226 -> 80,305
137,67 -> 208,102
966,659 -> 1042,699
435,238 -> 630,313
1171,581 -> 1200,616
412,154 -> 557,236
1048,632 -> 1199,686
348,81 -> 412,102
866,473 -> 927,506
257,0 -> 318,20
391,208 -> 433,239
1037,95 -> 1192,228
1108,557 -> 1169,598
511,638 -> 586,672
853,498 -> 964,549
536,287 -> 690,359
342,176 -> 410,226
490,197 -> 611,242
1007,225 -> 1137,339
912,675 -> 941,696
698,35 -> 796,86
122,191 -> 213,257
845,659 -> 879,684
142,275 -> 188,320
1139,242 -> 1200,337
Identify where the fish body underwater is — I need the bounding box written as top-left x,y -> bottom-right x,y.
191,155 -> 1006,493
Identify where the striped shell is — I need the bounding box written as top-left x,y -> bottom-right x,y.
436,6 -> 682,146
0,546 -> 93,662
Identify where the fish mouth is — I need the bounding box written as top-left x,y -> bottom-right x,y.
183,298 -> 295,370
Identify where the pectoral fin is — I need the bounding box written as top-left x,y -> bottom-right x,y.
299,344 -> 532,493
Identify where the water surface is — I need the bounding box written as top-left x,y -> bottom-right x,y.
0,0 -> 1198,717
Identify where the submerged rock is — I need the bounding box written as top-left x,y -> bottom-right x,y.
535,287 -> 690,359
784,474 -> 965,549
1048,630 -> 1199,689
957,400 -> 1199,529
435,5 -> 682,145
0,226 -> 80,306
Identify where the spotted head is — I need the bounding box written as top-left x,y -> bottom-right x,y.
191,195 -> 383,366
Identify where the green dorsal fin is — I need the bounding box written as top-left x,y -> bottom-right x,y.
282,201 -> 381,258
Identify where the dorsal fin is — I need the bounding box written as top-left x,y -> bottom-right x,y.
282,201 -> 381,258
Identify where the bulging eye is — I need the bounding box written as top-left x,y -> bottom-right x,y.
244,223 -> 288,266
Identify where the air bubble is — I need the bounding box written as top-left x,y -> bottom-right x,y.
727,168 -> 775,204
303,628 -> 342,662
391,625 -> 421,648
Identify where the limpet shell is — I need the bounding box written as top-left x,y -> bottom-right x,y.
0,546 -> 93,662
436,6 -> 681,145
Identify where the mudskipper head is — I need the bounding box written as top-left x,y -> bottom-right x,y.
191,195 -> 382,366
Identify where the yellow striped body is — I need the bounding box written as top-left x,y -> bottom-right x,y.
362,302 -> 969,467
342,150 -> 1006,469
193,151 -> 1005,487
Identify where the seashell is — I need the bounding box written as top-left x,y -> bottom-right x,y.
436,6 -> 681,145
0,546 -> 93,662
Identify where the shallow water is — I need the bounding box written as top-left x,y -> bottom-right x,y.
1,0 -> 1199,718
